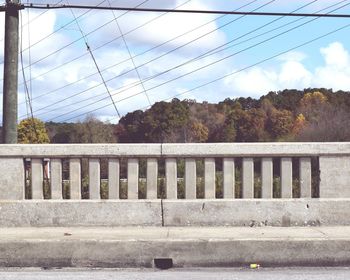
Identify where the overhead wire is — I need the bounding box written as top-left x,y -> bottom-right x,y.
21,2 -> 350,18
20,0 -> 271,114
0,0 -> 64,64
67,0 -> 121,118
19,7 -> 39,141
60,22 -> 350,122
16,0 -> 151,74
0,0 -> 108,82
16,0 -> 195,100
18,0 -> 254,104
31,0 -> 340,119
44,0 -> 350,121
107,0 -> 152,106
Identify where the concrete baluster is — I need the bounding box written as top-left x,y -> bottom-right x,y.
300,157 -> 312,198
166,158 -> 177,199
185,158 -> 196,199
69,158 -> 81,199
108,158 -> 120,199
281,158 -> 293,198
242,158 -> 254,198
223,158 -> 235,198
31,158 -> 43,199
262,158 -> 273,199
127,159 -> 139,199
89,158 -> 100,199
205,158 -> 216,199
147,158 -> 158,199
51,159 -> 62,199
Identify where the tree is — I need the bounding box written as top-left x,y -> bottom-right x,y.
116,110 -> 146,143
299,91 -> 328,122
266,109 -> 294,140
18,118 -> 50,144
185,121 -> 209,143
73,115 -> 116,143
235,108 -> 268,142
143,99 -> 190,142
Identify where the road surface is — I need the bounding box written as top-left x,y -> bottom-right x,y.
0,267 -> 349,280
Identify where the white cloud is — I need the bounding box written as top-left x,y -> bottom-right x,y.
278,61 -> 312,88
224,42 -> 350,98
320,42 -> 350,69
314,42 -> 350,89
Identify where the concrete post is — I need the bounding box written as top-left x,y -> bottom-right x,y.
242,158 -> 254,198
320,156 -> 350,198
2,1 -> 20,143
185,158 -> 196,199
262,158 -> 273,198
146,158 -> 158,199
108,158 -> 120,199
223,158 -> 235,198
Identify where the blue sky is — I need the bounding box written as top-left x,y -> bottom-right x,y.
0,0 -> 349,123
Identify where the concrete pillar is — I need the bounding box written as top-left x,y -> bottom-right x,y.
165,158 -> 177,199
69,158 -> 81,199
242,158 -> 254,198
0,158 -> 24,200
223,158 -> 235,198
320,156 -> 350,198
108,158 -> 120,199
127,159 -> 139,199
147,158 -> 158,199
205,158 -> 215,199
281,158 -> 293,198
299,157 -> 311,198
185,158 -> 196,199
261,158 -> 273,198
89,158 -> 100,199
31,159 -> 43,199
51,159 -> 63,199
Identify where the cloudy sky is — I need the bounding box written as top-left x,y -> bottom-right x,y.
0,0 -> 349,123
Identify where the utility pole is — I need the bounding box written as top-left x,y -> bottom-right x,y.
2,0 -> 21,143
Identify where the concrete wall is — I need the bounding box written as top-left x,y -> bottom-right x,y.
0,143 -> 349,226
0,199 -> 350,227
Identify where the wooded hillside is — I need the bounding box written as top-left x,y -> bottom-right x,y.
14,88 -> 350,143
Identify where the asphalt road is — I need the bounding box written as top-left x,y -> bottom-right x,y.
0,267 -> 349,280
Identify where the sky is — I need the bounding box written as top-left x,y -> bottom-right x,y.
0,0 -> 349,123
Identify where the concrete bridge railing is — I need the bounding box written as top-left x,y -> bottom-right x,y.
0,143 -> 349,227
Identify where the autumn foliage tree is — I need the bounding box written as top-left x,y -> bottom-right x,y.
45,88 -> 350,143
18,118 -> 50,144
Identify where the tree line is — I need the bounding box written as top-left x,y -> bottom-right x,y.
11,88 -> 350,144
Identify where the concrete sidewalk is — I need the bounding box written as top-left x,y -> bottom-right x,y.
0,226 -> 349,267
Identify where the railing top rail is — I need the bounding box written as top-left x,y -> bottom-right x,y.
0,143 -> 349,157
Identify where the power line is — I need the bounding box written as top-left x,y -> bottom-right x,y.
60,22 -> 350,123
20,0 -> 271,115
107,0 -> 152,106
6,0 -> 150,79
67,1 -> 121,118
17,0 -> 257,103
16,0 -> 196,99
0,0 -> 109,80
19,8 -> 40,141
21,3 -> 350,18
45,2 -> 349,122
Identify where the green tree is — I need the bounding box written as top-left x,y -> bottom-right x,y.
72,115 -> 116,143
18,118 -> 50,144
143,99 -> 190,142
116,110 -> 146,143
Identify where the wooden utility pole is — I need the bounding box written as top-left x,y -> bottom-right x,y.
2,0 -> 21,143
